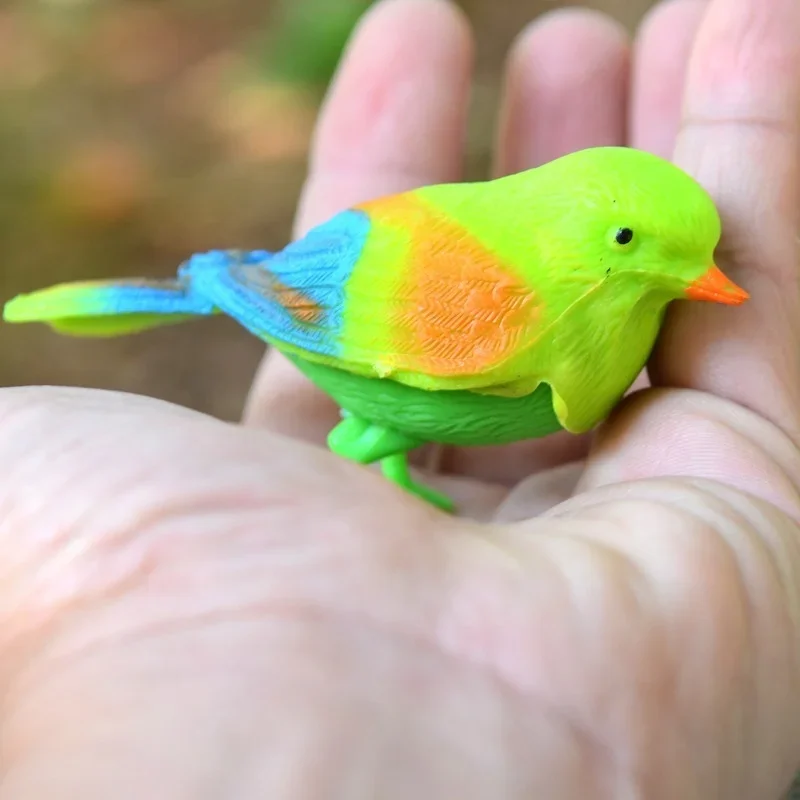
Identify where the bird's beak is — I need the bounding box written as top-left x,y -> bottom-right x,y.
685,264 -> 749,305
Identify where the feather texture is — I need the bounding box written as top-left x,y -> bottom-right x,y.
183,195 -> 544,390
182,210 -> 369,357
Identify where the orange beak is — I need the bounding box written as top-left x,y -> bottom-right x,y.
685,264 -> 749,305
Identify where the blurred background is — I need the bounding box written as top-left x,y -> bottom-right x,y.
0,0 -> 657,419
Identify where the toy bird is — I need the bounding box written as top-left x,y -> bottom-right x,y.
3,146 -> 748,512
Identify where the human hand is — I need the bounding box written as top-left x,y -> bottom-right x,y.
2,0 -> 799,797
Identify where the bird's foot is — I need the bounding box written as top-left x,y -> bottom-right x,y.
327,416 -> 455,512
380,453 -> 455,514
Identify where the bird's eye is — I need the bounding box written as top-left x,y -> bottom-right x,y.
615,227 -> 634,245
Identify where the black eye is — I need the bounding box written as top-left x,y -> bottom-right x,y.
615,227 -> 634,245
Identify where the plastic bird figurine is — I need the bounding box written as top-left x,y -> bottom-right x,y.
4,147 -> 748,512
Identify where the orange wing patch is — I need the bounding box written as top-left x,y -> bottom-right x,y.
358,193 -> 538,376
276,282 -> 323,325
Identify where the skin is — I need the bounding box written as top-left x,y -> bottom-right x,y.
1,0 -> 799,797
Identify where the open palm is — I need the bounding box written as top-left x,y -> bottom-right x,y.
2,0 -> 799,797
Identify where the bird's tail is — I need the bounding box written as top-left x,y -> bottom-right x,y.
3,266 -> 222,338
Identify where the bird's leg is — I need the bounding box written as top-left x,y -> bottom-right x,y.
328,414 -> 420,461
327,414 -> 455,513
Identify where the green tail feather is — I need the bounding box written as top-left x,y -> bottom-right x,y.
3,278 -> 218,338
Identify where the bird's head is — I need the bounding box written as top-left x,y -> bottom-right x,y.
515,146 -> 748,306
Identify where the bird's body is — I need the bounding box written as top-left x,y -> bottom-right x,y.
3,147 -> 748,511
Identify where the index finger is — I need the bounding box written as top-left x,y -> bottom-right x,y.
243,0 -> 474,439
649,0 -> 800,443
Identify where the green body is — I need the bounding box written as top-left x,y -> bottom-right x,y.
290,354 -> 564,447
290,355 -> 566,510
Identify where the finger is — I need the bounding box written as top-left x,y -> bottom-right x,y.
648,0 -> 800,443
294,0 -> 471,236
629,0 -> 707,158
579,388 -> 800,522
495,7 -> 630,175
445,8 -> 629,484
623,0 -> 707,397
244,0 -> 474,441
579,0 -> 800,503
491,461 -> 584,522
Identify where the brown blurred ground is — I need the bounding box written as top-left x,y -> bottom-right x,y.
0,0 -> 655,420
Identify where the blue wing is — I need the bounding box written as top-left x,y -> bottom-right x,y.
183,209 -> 371,357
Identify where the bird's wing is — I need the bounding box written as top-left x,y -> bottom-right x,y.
193,196 -> 542,389
184,209 -> 371,361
